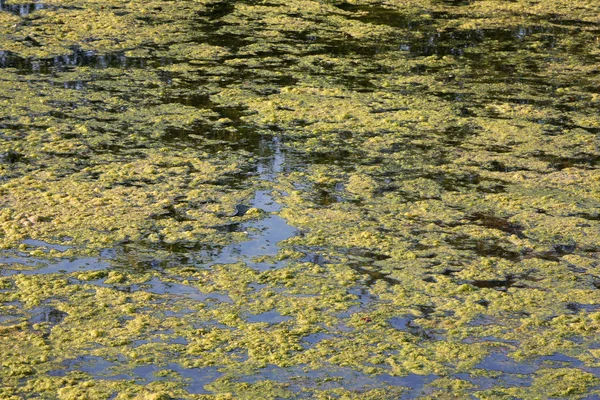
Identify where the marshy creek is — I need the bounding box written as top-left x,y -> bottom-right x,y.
0,0 -> 599,398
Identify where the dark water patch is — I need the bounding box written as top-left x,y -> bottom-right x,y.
301,333 -> 336,347
52,358 -> 223,393
421,171 -> 504,193
467,274 -> 536,291
533,152 -> 600,170
446,235 -> 523,262
335,288 -> 379,319
0,49 -> 152,74
313,187 -> 344,207
284,30 -> 392,58
206,214 -> 296,270
438,125 -> 479,145
168,337 -> 188,345
463,335 -> 518,344
174,106 -> 264,153
543,14 -> 600,29
565,302 -> 600,313
194,8 -> 251,53
0,0 -> 47,16
205,191 -> 297,270
134,364 -> 223,394
482,159 -> 526,173
455,370 -> 532,392
484,144 -> 513,154
466,212 -> 526,239
470,277 -> 515,290
0,249 -> 114,276
474,351 -> 600,381
569,212 -> 600,221
245,309 -> 292,324
309,148 -> 357,166
334,75 -> 376,91
161,92 -> 212,108
284,30 -> 319,44
478,181 -> 509,195
522,248 -> 561,262
51,80 -> 87,90
347,248 -> 391,262
308,37 -> 392,58
476,352 -> 537,375
334,3 -> 417,29
150,204 -> 195,223
437,0 -> 473,6
469,315 -> 506,328
389,316 -> 413,330
49,356 -> 127,380
519,242 -> 578,263
128,277 -> 232,302
29,306 -> 68,326
212,222 -> 243,234
108,249 -> 171,273
231,204 -> 251,217
237,364 -> 437,396
476,299 -> 491,308
300,251 -> 329,266
536,353 -> 600,376
403,25 -> 571,59
348,287 -> 377,307
415,305 -> 436,319
0,149 -> 26,164
432,91 -> 469,104
441,268 -> 460,276
162,125 -> 255,153
552,243 -> 577,255
369,107 -> 410,114
197,1 -> 236,21
198,32 -> 250,54
254,136 -> 292,183
394,320 -> 443,341
348,264 -> 400,286
255,74 -> 299,89
403,29 -> 487,57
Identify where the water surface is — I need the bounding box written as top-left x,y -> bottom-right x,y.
1,0 -> 599,398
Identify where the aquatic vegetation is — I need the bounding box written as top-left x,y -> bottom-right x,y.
0,0 -> 599,398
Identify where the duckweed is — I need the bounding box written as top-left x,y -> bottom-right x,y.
0,0 -> 599,398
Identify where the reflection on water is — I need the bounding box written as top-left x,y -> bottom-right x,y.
133,364 -> 223,395
205,136 -> 299,270
239,364 -> 438,398
29,306 -> 68,325
334,2 -> 421,29
0,0 -> 46,16
0,250 -> 114,276
0,48 -> 152,74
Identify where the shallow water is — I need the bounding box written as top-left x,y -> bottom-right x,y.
1,0 -> 599,398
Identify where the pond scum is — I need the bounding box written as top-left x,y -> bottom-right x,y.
0,0 -> 599,398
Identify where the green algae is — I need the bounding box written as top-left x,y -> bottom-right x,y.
0,0 -> 600,398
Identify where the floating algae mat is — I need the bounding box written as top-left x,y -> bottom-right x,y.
0,0 -> 599,398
